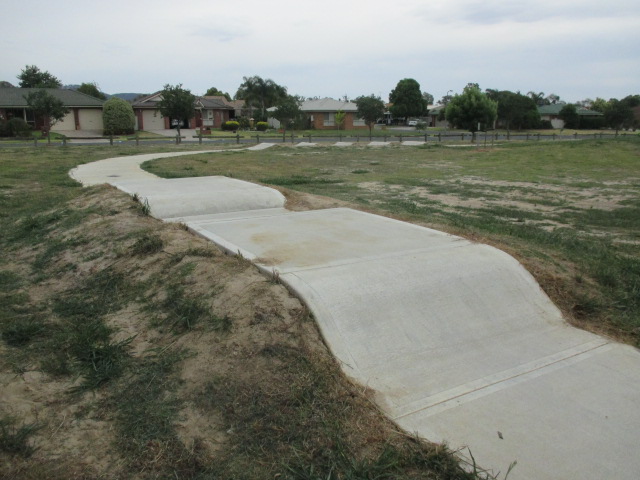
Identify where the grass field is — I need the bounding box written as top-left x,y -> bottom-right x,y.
0,144 -> 495,478
145,138 -> 640,347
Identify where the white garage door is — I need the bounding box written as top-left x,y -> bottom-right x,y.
78,109 -> 103,131
51,111 -> 76,132
142,110 -> 165,130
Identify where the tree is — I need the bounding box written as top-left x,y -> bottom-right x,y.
486,89 -> 540,130
24,90 -> 69,144
103,97 -> 135,135
272,95 -> 303,134
17,65 -> 62,88
604,99 -> 634,132
204,87 -> 232,102
445,84 -> 497,132
591,97 -> 609,113
527,91 -> 547,106
77,82 -> 107,100
235,75 -> 287,121
422,92 -> 434,105
355,94 -> 385,135
558,104 -> 580,129
389,78 -> 427,121
157,84 -> 195,141
335,110 -> 346,130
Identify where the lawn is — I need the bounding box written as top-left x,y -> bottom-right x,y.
0,145 -> 491,478
144,138 -> 640,346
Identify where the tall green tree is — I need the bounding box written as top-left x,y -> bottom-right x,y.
157,84 -> 195,141
24,90 -> 69,144
422,92 -> 434,105
604,99 -> 635,132
204,87 -> 232,102
486,90 -> 540,130
272,95 -> 303,134
389,78 -> 427,121
591,97 -> 609,113
235,75 -> 287,121
77,82 -> 107,100
445,85 -> 497,132
103,97 -> 135,135
559,104 -> 580,129
17,65 -> 62,88
355,94 -> 385,135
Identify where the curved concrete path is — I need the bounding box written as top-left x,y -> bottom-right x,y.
70,151 -> 640,480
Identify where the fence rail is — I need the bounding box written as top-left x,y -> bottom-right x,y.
1,131 -> 637,148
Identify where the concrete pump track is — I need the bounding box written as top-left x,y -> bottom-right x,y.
70,147 -> 640,480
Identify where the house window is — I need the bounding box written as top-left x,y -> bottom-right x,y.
323,113 -> 335,126
353,114 -> 366,127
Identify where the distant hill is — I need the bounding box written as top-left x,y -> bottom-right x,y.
111,93 -> 148,102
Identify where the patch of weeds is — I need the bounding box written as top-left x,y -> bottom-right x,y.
10,210 -> 64,244
32,237 -> 88,272
351,169 -> 370,174
0,415 -> 42,458
131,193 -> 151,216
0,270 -> 22,291
162,284 -> 229,332
260,175 -> 343,186
130,232 -> 164,255
111,347 -> 204,475
1,316 -> 46,347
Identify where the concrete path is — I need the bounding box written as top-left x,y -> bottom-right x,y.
70,151 -> 640,480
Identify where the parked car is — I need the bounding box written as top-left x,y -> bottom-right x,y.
407,120 -> 418,126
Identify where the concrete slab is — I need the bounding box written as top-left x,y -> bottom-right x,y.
368,141 -> 392,147
334,142 -> 354,147
295,142 -> 318,147
70,150 -> 640,480
402,140 -> 425,146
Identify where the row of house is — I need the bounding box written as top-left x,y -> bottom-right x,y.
0,87 -> 610,133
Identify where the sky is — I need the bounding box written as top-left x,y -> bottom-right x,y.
2,0 -> 638,104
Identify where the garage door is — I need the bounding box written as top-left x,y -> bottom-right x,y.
78,109 -> 103,131
51,111 -> 76,132
142,110 -> 165,130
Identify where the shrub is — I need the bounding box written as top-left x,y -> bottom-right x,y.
221,121 -> 239,132
256,121 -> 268,131
236,116 -> 250,129
0,118 -> 32,137
103,97 -> 135,135
539,120 -> 553,129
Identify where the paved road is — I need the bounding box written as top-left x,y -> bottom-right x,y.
70,149 -> 640,480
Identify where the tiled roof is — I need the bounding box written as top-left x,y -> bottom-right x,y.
301,98 -> 358,112
0,88 -> 105,107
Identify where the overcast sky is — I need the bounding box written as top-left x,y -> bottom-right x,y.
2,0 -> 638,103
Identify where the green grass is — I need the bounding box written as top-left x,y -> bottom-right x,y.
145,138 -> 640,345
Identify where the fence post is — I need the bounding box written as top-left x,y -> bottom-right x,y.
308,134 -> 312,143
136,134 -> 139,146
526,133 -> 530,141
438,133 -> 441,142
198,132 -> 202,144
110,135 -> 114,146
291,133 -> 294,144
399,134 -> 402,143
574,132 -> 578,140
236,134 -> 240,144
356,135 -> 359,142
61,136 -> 67,147
553,133 -> 556,141
424,133 -> 428,142
34,136 -> 38,147
282,132 -> 285,143
256,134 -> 260,144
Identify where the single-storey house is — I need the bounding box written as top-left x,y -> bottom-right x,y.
0,88 -> 105,132
538,104 -> 603,129
268,98 -> 367,130
131,92 -> 235,131
425,105 -> 449,128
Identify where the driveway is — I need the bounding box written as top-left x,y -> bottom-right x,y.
70,149 -> 640,480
